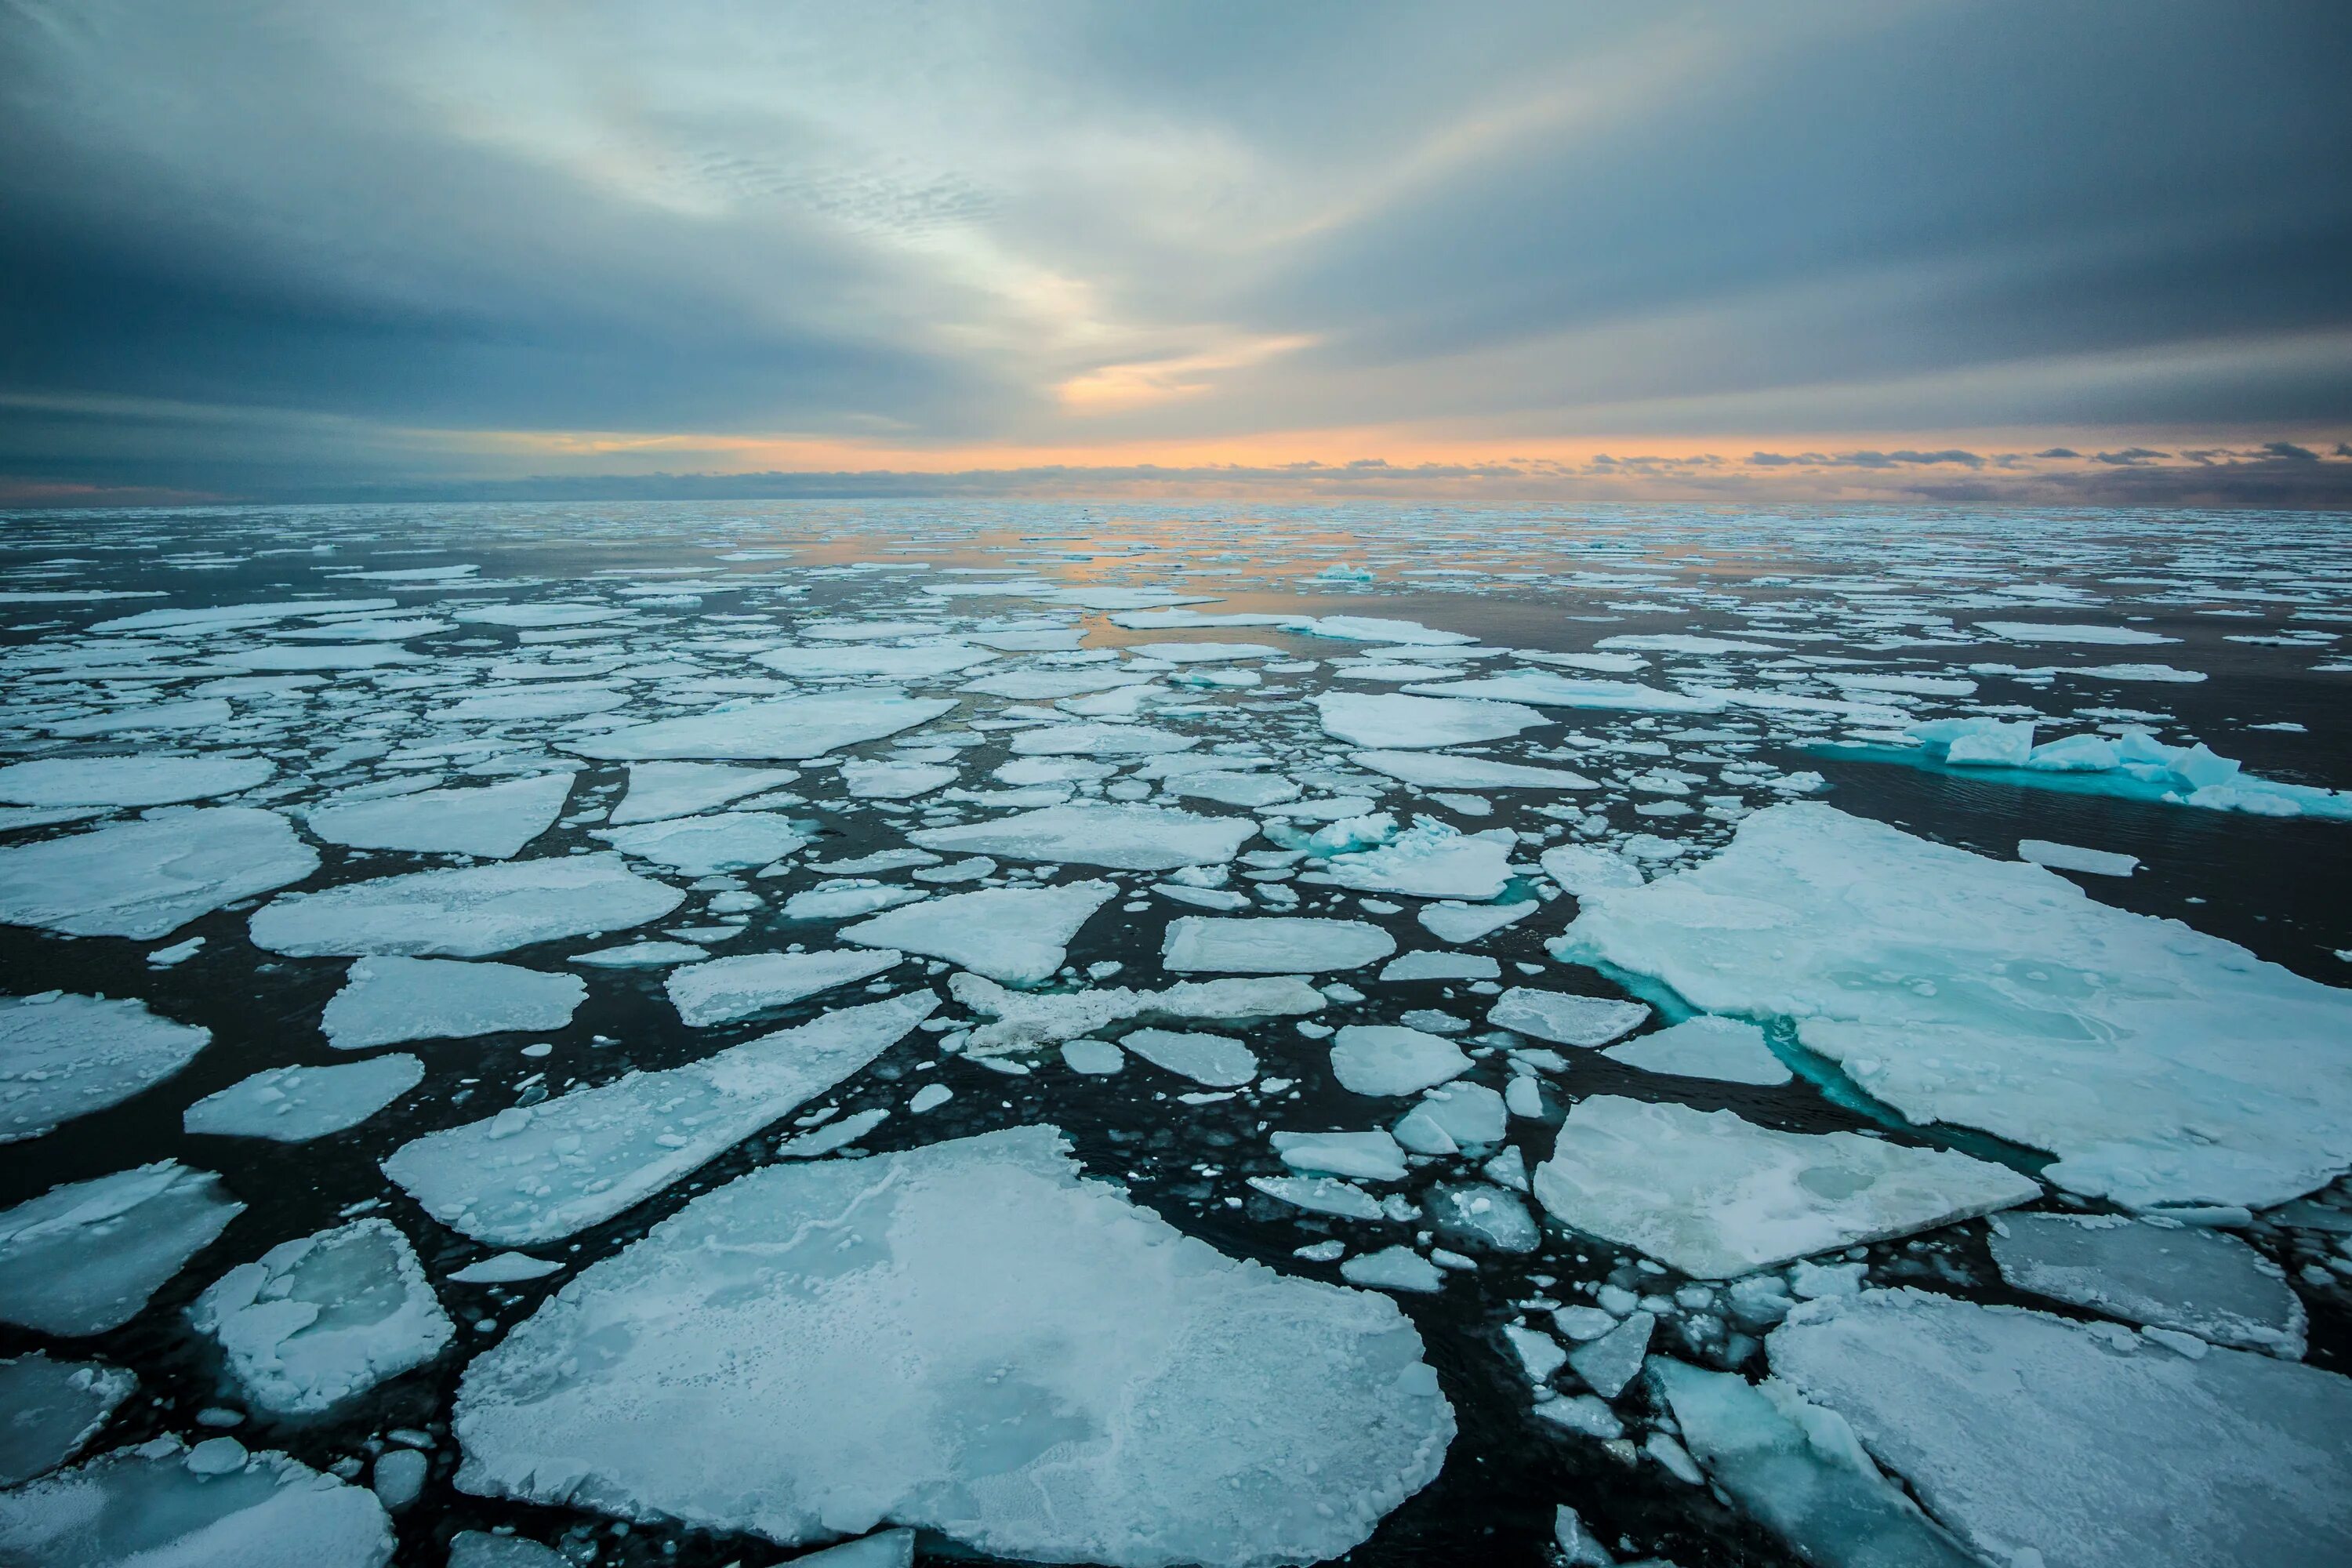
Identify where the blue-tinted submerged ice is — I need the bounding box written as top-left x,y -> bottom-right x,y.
0,1161 -> 244,1336
1,992 -> 210,1144
452,1126 -> 1452,1567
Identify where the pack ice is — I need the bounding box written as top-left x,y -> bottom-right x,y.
909,804 -> 1253,869
567,694 -> 954,760
450,1126 -> 1453,1566
1556,803 -> 2352,1210
307,773 -> 572,859
0,1162 -> 244,1335
322,956 -> 585,1049
250,853 -> 684,958
385,992 -> 936,1245
0,808 -> 318,939
1533,1097 -> 2037,1278
2,993 -> 209,1143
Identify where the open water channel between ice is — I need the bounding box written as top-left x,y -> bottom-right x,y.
1,501 -> 2348,1568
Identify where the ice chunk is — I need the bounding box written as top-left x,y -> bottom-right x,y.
840,759 -> 959,798
841,880 -> 1116,984
1120,1027 -> 1258,1086
1602,1016 -> 1792,1086
568,940 -> 707,967
1330,1025 -> 1472,1096
1274,1130 -> 1408,1181
0,755 -> 274,808
1319,819 -> 1514,899
0,1355 -> 135,1486
1165,770 -> 1300,808
1533,1097 -> 2037,1278
1567,1310 -> 1653,1399
0,808 -> 318,939
322,957 -> 585,1049
951,971 -> 1323,1054
666,949 -> 904,1025
1404,672 -> 1726,713
309,773 -> 572,859
0,1162 -> 245,1335
755,643 -> 996,680
1558,802 -> 2352,1209
447,1251 -> 566,1283
1975,620 -> 2176,644
1769,1287 -> 2352,1568
1416,899 -> 1537,942
2016,837 -> 2138,877
786,881 -> 927,920
251,853 -> 684,958
1987,1212 -> 2306,1356
1538,844 -> 1646,895
1060,1039 -> 1126,1075
1313,691 -> 1546,749
1650,1358 -> 1978,1568
1162,915 -> 1396,974
568,695 -> 956,760
189,1219 -> 453,1414
1286,615 -> 1472,645
909,804 -> 1252,869
448,1530 -> 568,1567
593,811 -> 807,875
1380,950 -> 1499,982
183,1056 -> 423,1142
1342,1248 -> 1446,1293
1427,1182 -> 1539,1252
608,761 -> 800,825
1007,723 -> 1198,757
2,993 -> 209,1144
1403,1081 -> 1508,1146
1349,750 -> 1595,789
385,993 -> 937,1245
1488,987 -> 1649,1047
0,1438 -> 394,1567
450,1126 -> 1451,1564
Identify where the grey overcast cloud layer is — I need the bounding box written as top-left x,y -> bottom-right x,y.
2,0 -> 2350,505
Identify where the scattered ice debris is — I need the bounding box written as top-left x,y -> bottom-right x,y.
1330,1025 -> 1472,1096
950,971 -> 1324,1054
189,1219 -> 453,1414
840,880 -> 1116,984
568,694 -> 956,760
321,956 -> 585,1050
1769,1287 -> 2352,1568
1987,1212 -> 2307,1356
0,808 -> 318,939
0,1437 -> 395,1568
1534,1097 -> 2037,1278
909,803 -> 1253,869
0,754 -> 274,808
608,761 -> 801,824
1416,899 -> 1537,942
1120,1027 -> 1258,1086
1601,1016 -> 1791,1086
1317,818 -> 1514,899
593,810 -> 808,874
0,1355 -> 136,1486
1349,750 -> 1596,789
666,948 -> 904,1025
446,1252 -> 565,1284
450,1126 -> 1452,1565
250,853 -> 684,958
1162,915 -> 1396,973
183,1056 -> 423,1142
1312,691 -> 1548,749
307,773 -> 572,860
1488,987 -> 1649,1047
1559,803 -> 2352,1209
2017,837 -> 2139,877
1974,620 -> 2176,644
0,1162 -> 245,1335
1342,1247 -> 1446,1293
1,993 -> 209,1144
385,993 -> 937,1245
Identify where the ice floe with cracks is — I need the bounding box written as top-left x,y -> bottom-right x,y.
1120,1027 -> 1258,1086
183,1056 -> 423,1142
1648,1357 -> 1980,1568
0,808 -> 318,939
1417,899 -> 1537,942
385,992 -> 936,1246
0,1437 -> 394,1568
566,694 -> 955,760
189,1218 -> 453,1414
1601,1016 -> 1792,1086
1394,1081 -> 1508,1152
666,948 -> 904,1025
0,1161 -> 244,1335
1316,818 -> 1514,899
1330,1025 -> 1472,1096
754,643 -> 997,680
0,1354 -> 136,1486
593,810 -> 807,874
1312,691 -> 1547,749
0,754 -> 274,807
1973,619 -> 2176,644
1404,672 -> 1727,713
1250,1174 -> 1385,1218
909,803 -> 1252,869
841,880 -> 1116,985
2,993 -> 209,1143
321,956 -> 586,1050
840,758 -> 958,798
1487,986 -> 1649,1046
1567,1311 -> 1653,1399
451,1125 -> 1452,1565
1534,1096 -> 2038,1278
1348,750 -> 1597,789
1899,720 -> 2352,818
1558,802 -> 2352,1209
1768,1287 -> 2352,1568
1007,722 -> 1196,757
1161,915 -> 1396,973
2017,837 -> 2138,876
1987,1211 -> 2306,1356
307,772 -> 572,859
608,761 -> 800,825
1275,1130 -> 1406,1180
949,971 -> 1325,1054
250,852 -> 684,958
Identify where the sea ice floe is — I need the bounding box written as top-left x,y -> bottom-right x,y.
1287,615 -> 1472,645
959,669 -> 1153,700
1330,1025 -> 1472,1096
1987,1211 -> 2306,1356
0,1162 -> 245,1335
840,759 -> 959,798
1487,987 -> 1649,1047
568,695 -> 956,760
189,1218 -> 453,1414
1272,1130 -> 1407,1180
385,993 -> 936,1246
1379,951 -> 1500,982
1161,915 -> 1396,973
1533,1097 -> 2038,1278
841,881 -> 1116,985
1557,802 -> 2352,1209
1317,819 -> 1514,899
1348,750 -> 1597,789
0,754 -> 274,808
666,948 -> 905,1025
754,643 -> 996,680
1896,722 -> 2352,818
447,1252 -> 565,1283
1313,691 -> 1548,749
1341,1247 -> 1446,1293
608,761 -> 801,825
909,803 -> 1253,869
449,1530 -> 568,1566
183,1057 -> 423,1142
1416,900 -> 1538,943
1403,673 -> 1726,713
449,1126 -> 1452,1566
321,956 -> 586,1050
1973,620 -> 2176,644
1769,1288 -> 2352,1568
593,811 -> 808,875
44,698 -> 235,738
786,881 -> 928,920
250,853 -> 684,958
949,972 -> 1325,1054
2,993 -> 209,1144
569,940 -> 708,967
0,1354 -> 135,1487
1119,1027 -> 1258,1086
0,808 -> 318,939
1600,1016 -> 1792,1086
308,773 -> 574,859
1007,723 -> 1197,757
2016,837 -> 2138,877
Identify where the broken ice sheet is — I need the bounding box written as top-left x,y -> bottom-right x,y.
250,852 -> 684,958
0,808 -> 318,940
1316,818 -> 1515,899
909,802 -> 1253,869
183,1056 -> 424,1142
1161,914 -> 1396,973
1313,691 -> 1548,749
2,993 -> 210,1143
451,1126 -> 1453,1566
1601,1015 -> 1792,1086
607,760 -> 800,824
567,693 -> 955,760
949,971 -> 1325,1054
307,772 -> 572,859
321,956 -> 585,1049
0,753 -> 274,807
0,1162 -> 245,1335
840,880 -> 1116,984
666,947 -> 904,1025
593,809 -> 808,875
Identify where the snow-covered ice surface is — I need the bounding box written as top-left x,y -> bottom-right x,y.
451,1127 -> 1453,1565
6,504 -> 2352,1566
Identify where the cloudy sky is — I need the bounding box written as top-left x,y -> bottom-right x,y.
4,0 -> 2349,506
